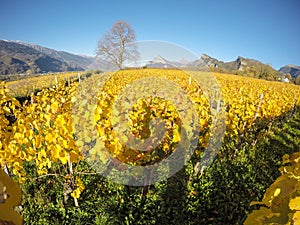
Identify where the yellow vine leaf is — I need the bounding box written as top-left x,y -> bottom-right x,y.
0,170 -> 22,225
293,211 -> 300,225
289,196 -> 300,211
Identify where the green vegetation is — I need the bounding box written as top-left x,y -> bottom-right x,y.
244,115 -> 300,224
17,108 -> 300,225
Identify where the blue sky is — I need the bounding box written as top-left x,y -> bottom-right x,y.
0,0 -> 299,69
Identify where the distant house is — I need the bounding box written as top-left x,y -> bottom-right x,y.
278,76 -> 290,83
283,77 -> 290,83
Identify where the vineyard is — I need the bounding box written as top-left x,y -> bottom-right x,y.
0,69 -> 300,224
5,72 -> 81,97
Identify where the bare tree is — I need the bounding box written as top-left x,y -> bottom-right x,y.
96,20 -> 139,69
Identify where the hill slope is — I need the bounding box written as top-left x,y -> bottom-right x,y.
14,41 -> 94,70
1,39 -> 299,82
279,65 -> 300,78
190,54 -> 282,80
0,40 -> 93,75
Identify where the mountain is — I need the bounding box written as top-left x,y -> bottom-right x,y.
192,54 -> 261,71
139,54 -> 284,81
189,54 -> 282,80
145,55 -> 189,68
0,40 -> 94,75
1,39 -> 298,82
279,65 -> 300,78
13,41 -> 94,70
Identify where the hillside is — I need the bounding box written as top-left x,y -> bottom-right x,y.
14,41 -> 94,70
279,64 -> 300,78
0,40 -> 93,75
190,54 -> 283,80
1,39 -> 299,83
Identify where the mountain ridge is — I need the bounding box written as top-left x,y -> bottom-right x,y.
279,65 -> 300,79
189,54 -> 288,81
12,40 -> 94,70
1,40 -> 299,82
0,40 -> 94,75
